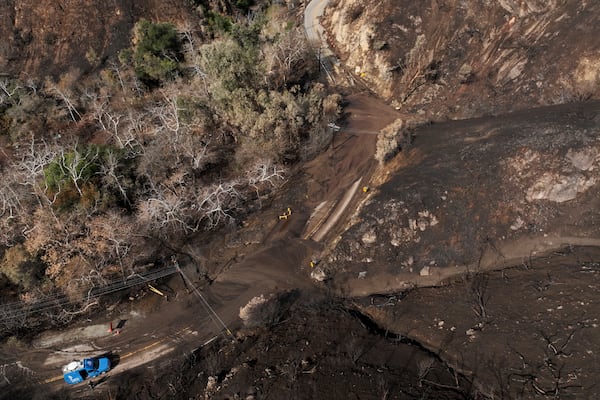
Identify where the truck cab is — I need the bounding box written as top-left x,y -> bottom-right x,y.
62,357 -> 111,384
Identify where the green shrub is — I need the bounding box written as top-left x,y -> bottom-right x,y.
132,20 -> 182,84
44,146 -> 100,192
207,11 -> 233,34
41,144 -> 132,211
201,24 -> 263,96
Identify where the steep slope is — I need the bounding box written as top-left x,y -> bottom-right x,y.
323,0 -> 600,118
0,0 -> 197,79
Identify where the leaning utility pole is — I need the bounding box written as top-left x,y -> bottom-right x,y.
172,256 -> 234,338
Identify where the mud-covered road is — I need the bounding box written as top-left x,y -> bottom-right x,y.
1,87 -> 401,398
4,1 -> 600,399
8,97 -> 600,400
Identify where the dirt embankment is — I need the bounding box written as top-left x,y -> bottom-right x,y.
4,2 -> 600,399
307,98 -> 600,398
0,0 -> 198,79
328,100 -> 600,296
323,0 -> 600,119
102,294 -> 476,400
309,4 -> 600,396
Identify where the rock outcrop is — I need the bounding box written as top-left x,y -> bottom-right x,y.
330,100 -> 600,293
323,0 -> 600,118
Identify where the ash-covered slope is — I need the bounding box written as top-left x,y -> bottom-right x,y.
330,101 -> 600,296
323,0 -> 600,118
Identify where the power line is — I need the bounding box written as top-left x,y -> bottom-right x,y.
0,266 -> 179,324
173,258 -> 233,339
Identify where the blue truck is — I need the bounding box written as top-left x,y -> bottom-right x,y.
62,357 -> 111,384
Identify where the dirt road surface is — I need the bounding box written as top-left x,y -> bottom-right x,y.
4,2 -> 600,399
0,88 -> 400,398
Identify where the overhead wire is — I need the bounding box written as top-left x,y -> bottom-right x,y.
173,259 -> 234,339
0,266 -> 179,323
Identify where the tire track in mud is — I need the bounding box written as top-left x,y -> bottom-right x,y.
309,177 -> 362,242
7,4 -> 400,395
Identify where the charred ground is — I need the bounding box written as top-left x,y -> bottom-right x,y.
2,0 -> 600,399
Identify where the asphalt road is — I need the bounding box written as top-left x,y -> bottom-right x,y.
304,0 -> 338,82
304,0 -> 328,43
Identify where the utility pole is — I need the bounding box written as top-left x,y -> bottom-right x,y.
318,47 -> 321,73
172,257 -> 234,338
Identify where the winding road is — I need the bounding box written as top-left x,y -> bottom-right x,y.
304,0 -> 328,42
304,0 -> 338,82
2,1 -> 399,396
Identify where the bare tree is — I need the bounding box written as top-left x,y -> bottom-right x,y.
267,27 -> 311,88
507,329 -> 582,398
281,359 -> 302,386
197,181 -> 242,229
16,136 -> 57,206
95,100 -> 122,136
0,173 -> 23,221
377,375 -> 391,400
247,159 -> 286,188
417,357 -> 435,387
0,171 -> 28,246
24,79 -> 39,95
57,145 -> 99,197
44,74 -> 82,122
149,91 -> 185,140
540,329 -> 577,360
109,61 -> 127,95
246,159 -> 286,205
0,78 -> 21,99
181,24 -> 210,94
469,273 -> 490,325
139,195 -> 188,232
93,100 -> 142,150
100,148 -> 130,204
179,134 -> 211,171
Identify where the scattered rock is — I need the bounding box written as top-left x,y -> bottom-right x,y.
526,173 -> 596,203
401,256 -> 414,268
429,215 -> 439,226
458,63 -> 474,83
374,40 -> 388,50
408,219 -> 418,231
567,147 -> 598,171
206,376 -> 218,393
361,230 -> 377,244
510,216 -> 524,231
419,266 -> 430,276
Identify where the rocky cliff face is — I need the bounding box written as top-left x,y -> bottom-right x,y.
323,0 -> 600,118
0,0 -> 196,79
